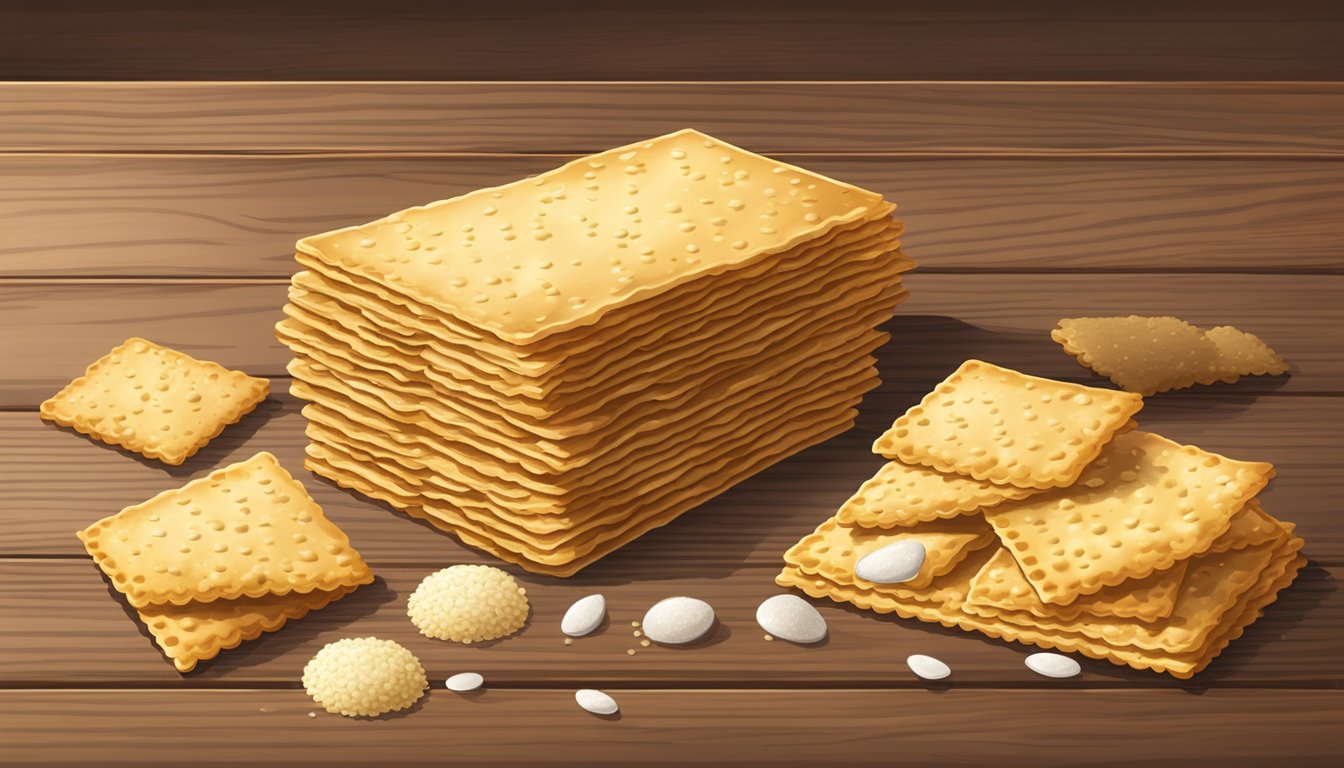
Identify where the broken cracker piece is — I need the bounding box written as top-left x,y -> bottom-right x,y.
1052,317 -> 1289,394
1201,325 -> 1289,385
77,451 -> 374,609
1052,316 -> 1219,395
873,360 -> 1143,490
40,337 -> 269,465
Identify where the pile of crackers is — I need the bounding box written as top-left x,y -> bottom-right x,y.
77,452 -> 374,672
778,360 -> 1306,678
277,128 -> 914,576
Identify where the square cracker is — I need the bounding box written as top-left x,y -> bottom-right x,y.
984,430 -> 1274,606
835,459 -> 1045,529
783,514 -> 997,591
966,501 -> 1280,623
296,128 -> 893,346
137,584 -> 358,672
1051,316 -> 1220,395
40,337 -> 270,465
77,451 -> 373,608
873,360 -> 1143,489
1200,325 -> 1289,384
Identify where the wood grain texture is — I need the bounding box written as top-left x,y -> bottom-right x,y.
2,688 -> 1342,767
4,395 -> 1341,563
4,1 -> 1344,81
1,275 -> 1333,406
4,156 -> 1343,277
3,82 -> 1344,154
0,558 -> 1335,686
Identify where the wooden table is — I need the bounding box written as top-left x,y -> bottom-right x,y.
2,5 -> 1342,766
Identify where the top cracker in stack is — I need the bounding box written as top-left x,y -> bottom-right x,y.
278,129 -> 913,576
778,360 -> 1305,678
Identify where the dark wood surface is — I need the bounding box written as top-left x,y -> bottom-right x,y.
3,1 -> 1344,81
3,14 -> 1343,764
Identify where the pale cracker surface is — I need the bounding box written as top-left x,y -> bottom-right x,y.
873,360 -> 1143,489
1051,316 -> 1220,395
296,128 -> 891,345
77,451 -> 373,608
40,337 -> 269,465
983,430 -> 1274,605
834,459 -> 1045,529
138,584 -> 357,672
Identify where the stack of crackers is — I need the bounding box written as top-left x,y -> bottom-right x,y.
77,452 -> 374,672
277,128 -> 913,576
777,360 -> 1306,678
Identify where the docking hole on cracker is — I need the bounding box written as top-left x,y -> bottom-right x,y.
40,337 -> 269,465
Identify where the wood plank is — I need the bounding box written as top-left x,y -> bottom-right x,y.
1,688 -> 1341,767
4,1 -> 1344,81
4,156 -> 1344,277
4,395 -> 1341,563
3,82 -> 1344,154
2,276 -> 1336,406
0,558 -> 1336,686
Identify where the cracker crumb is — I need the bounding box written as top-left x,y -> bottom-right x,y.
407,565 -> 529,643
626,649 -> 636,656
640,639 -> 651,647
764,634 -> 774,642
563,637 -> 573,646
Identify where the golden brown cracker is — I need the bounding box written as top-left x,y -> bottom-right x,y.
77,451 -> 373,608
40,338 -> 269,465
873,360 -> 1143,490
776,525 -> 1304,678
138,584 -> 357,672
1051,316 -> 1220,395
296,129 -> 894,346
984,430 -> 1274,605
834,459 -> 1045,529
1201,325 -> 1289,384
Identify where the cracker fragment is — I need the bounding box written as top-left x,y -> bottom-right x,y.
1201,325 -> 1289,384
873,360 -> 1143,489
1051,317 -> 1289,394
834,459 -> 1045,529
39,337 -> 269,465
984,430 -> 1274,605
77,451 -> 374,608
1051,316 -> 1219,395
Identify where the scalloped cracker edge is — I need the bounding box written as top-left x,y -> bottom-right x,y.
77,451 -> 373,608
873,360 -> 1143,490
40,337 -> 270,465
984,430 -> 1274,606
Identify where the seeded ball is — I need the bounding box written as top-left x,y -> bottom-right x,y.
301,637 -> 427,717
407,565 -> 530,643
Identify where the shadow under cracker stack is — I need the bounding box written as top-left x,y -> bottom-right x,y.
278,128 -> 913,576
